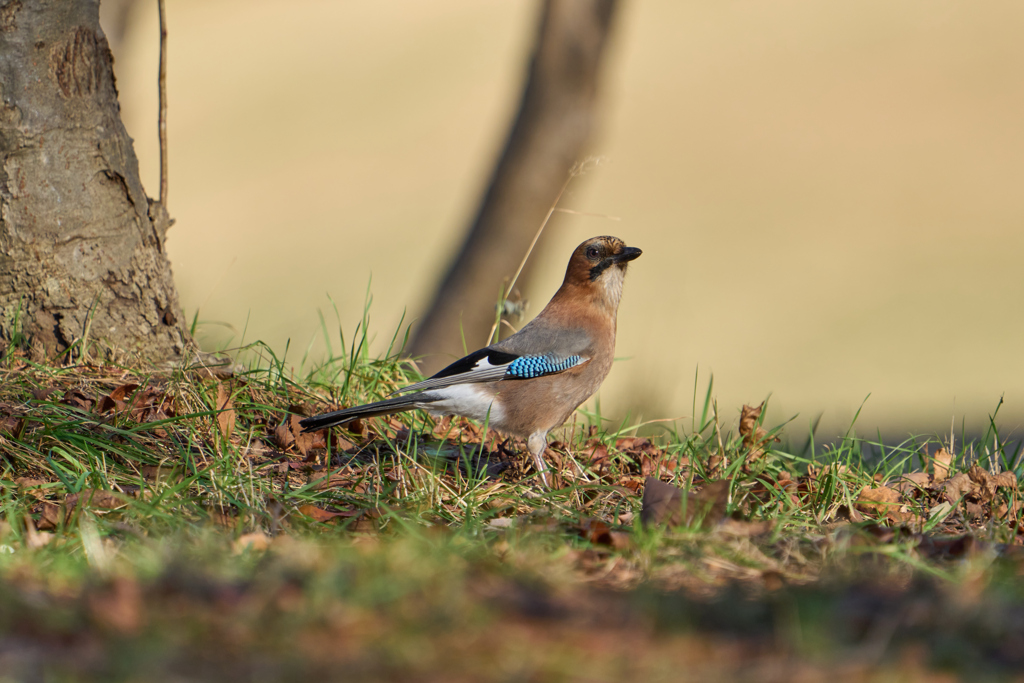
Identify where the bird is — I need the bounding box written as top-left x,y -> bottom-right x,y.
300,235 -> 642,487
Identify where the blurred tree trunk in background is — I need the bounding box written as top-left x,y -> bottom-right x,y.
98,0 -> 139,52
408,0 -> 618,372
0,0 -> 188,362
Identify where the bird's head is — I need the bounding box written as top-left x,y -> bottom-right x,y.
563,236 -> 642,310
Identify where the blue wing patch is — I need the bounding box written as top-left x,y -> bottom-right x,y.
505,354 -> 584,379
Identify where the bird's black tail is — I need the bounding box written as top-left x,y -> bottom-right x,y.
299,394 -> 437,432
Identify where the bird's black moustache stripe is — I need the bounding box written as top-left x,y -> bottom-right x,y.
589,259 -> 614,281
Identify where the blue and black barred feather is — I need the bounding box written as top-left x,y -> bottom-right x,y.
505,354 -> 584,379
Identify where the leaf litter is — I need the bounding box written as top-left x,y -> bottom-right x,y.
0,359 -> 1023,679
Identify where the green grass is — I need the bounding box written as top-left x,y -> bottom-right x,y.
0,315 -> 1023,681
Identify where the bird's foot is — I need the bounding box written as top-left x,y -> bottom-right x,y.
531,451 -> 551,490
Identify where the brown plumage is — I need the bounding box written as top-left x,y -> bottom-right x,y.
301,236 -> 641,487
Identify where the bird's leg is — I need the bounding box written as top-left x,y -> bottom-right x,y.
527,432 -> 551,489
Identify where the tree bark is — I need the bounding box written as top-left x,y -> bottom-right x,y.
0,0 -> 188,362
408,0 -> 618,373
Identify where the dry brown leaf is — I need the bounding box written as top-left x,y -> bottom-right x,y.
312,473 -> 365,493
62,388 -> 94,411
965,501 -> 986,520
993,471 -> 1018,490
967,465 -> 994,501
139,464 -> 182,484
856,486 -> 901,517
329,431 -> 357,451
25,522 -> 53,549
739,402 -> 780,466
584,441 -> 610,475
273,422 -> 294,450
216,383 -> 236,437
14,477 -> 48,500
887,509 -> 924,526
289,414 -> 324,458
296,504 -> 360,523
707,452 -> 724,479
581,518 -> 631,550
66,489 -> 125,510
941,472 -> 974,505
35,502 -> 67,530
98,383 -> 140,413
0,414 -> 23,438
898,472 -> 932,495
30,387 -> 57,401
233,532 -> 271,554
834,504 -> 865,523
966,465 -> 1016,503
901,472 -> 931,487
67,489 -> 125,509
640,478 -> 729,529
994,499 -> 1023,521
122,387 -> 174,436
932,448 -> 953,483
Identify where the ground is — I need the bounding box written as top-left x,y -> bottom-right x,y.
0,344 -> 1022,682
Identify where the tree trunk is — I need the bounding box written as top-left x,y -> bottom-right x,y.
0,0 -> 188,362
408,0 -> 618,373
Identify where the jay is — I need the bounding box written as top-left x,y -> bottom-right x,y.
300,235 -> 642,486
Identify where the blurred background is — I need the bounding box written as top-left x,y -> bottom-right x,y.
102,0 -> 1024,445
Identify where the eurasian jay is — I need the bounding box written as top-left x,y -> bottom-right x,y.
300,235 -> 642,486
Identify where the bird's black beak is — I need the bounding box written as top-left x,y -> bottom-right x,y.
613,246 -> 642,264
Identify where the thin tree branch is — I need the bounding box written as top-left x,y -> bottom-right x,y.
158,0 -> 168,207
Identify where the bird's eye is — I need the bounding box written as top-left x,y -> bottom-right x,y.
585,246 -> 601,260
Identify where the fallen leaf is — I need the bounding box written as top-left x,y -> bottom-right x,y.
329,431 -> 357,451
127,386 -> 175,429
834,504 -> 865,523
965,501 -> 986,519
216,384 -> 236,437
296,504 -> 362,523
35,502 -> 66,530
14,477 -> 48,500
584,441 -> 610,475
98,383 -> 140,413
0,415 -> 23,438
66,489 -> 126,511
30,387 -> 57,401
312,472 -> 366,493
580,518 -> 631,550
289,414 -> 324,458
856,486 -> 901,517
640,478 -> 729,529
941,473 -> 974,505
994,471 -> 1018,490
932,448 -> 953,483
707,453 -> 724,479
898,472 -> 932,495
966,465 -> 1015,503
273,422 -> 294,450
739,402 -> 780,467
24,515 -> 53,548
233,532 -> 271,554
994,499 -> 1023,520
61,388 -> 94,411
139,464 -> 182,484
